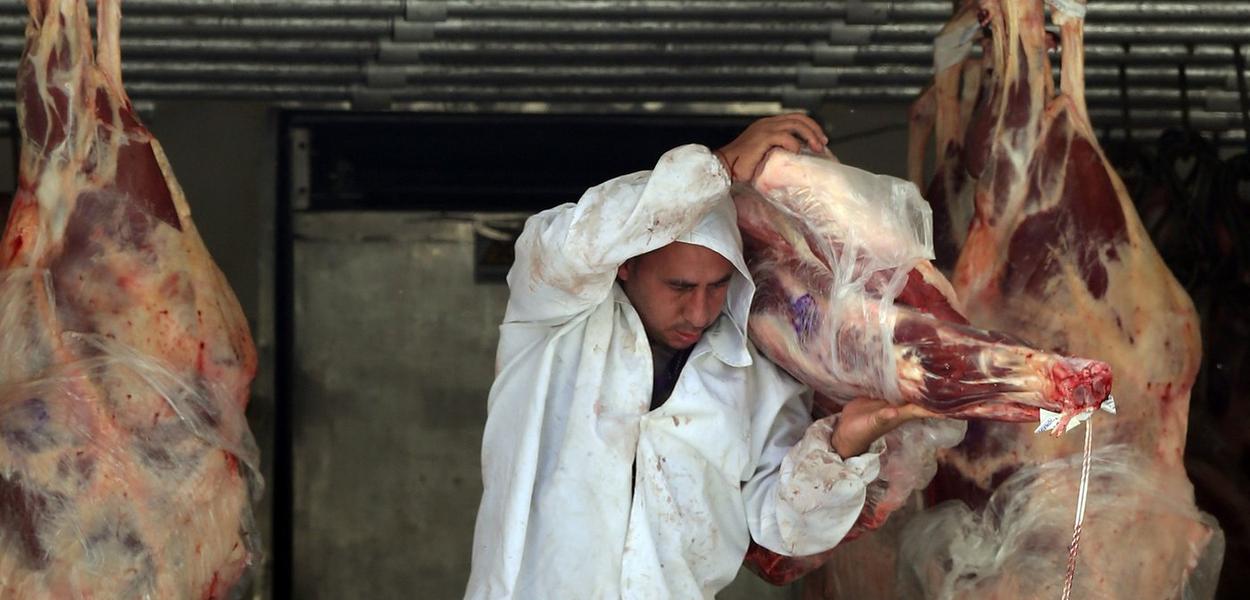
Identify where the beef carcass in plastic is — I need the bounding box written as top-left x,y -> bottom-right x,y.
0,1 -> 261,597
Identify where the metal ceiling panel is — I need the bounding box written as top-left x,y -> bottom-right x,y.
0,0 -> 1243,140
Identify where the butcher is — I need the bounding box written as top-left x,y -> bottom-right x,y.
465,114 -> 936,599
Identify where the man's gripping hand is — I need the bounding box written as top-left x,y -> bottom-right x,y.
715,113 -> 829,182
830,396 -> 938,458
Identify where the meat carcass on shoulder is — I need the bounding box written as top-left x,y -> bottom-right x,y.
0,1 -> 260,598
740,152 -> 1112,424
733,149 -> 1114,584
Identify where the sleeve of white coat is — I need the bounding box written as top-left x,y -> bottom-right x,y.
742,376 -> 887,557
504,144 -> 731,324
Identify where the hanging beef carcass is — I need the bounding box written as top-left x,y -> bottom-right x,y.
732,148 -> 1116,584
0,1 -> 261,598
871,0 -> 1224,597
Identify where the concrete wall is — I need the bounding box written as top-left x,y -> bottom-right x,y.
819,102 -> 918,181
289,213 -> 503,597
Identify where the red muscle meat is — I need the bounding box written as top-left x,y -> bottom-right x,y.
0,1 -> 260,598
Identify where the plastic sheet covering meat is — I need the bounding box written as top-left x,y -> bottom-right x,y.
744,416 -> 966,585
898,444 -> 1224,599
734,150 -> 1114,584
0,1 -> 261,598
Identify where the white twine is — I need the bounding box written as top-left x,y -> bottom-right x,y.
1061,415 -> 1095,600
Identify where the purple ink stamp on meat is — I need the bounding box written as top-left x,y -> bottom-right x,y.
790,293 -> 818,341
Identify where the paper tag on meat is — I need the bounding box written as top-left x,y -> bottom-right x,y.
1036,395 -> 1117,435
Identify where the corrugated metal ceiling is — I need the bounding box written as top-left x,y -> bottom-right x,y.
0,1 -> 1246,142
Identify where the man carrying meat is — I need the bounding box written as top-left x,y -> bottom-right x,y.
465,115 -> 932,599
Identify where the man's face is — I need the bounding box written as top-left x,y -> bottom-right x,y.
618,242 -> 736,351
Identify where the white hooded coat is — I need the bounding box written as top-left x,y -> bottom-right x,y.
465,145 -> 884,599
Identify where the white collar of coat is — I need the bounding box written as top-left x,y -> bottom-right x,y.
613,284 -> 753,368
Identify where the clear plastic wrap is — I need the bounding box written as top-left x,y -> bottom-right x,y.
864,418 -> 967,532
744,418 -> 967,586
899,444 -> 1224,599
745,151 -> 934,403
0,269 -> 262,599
